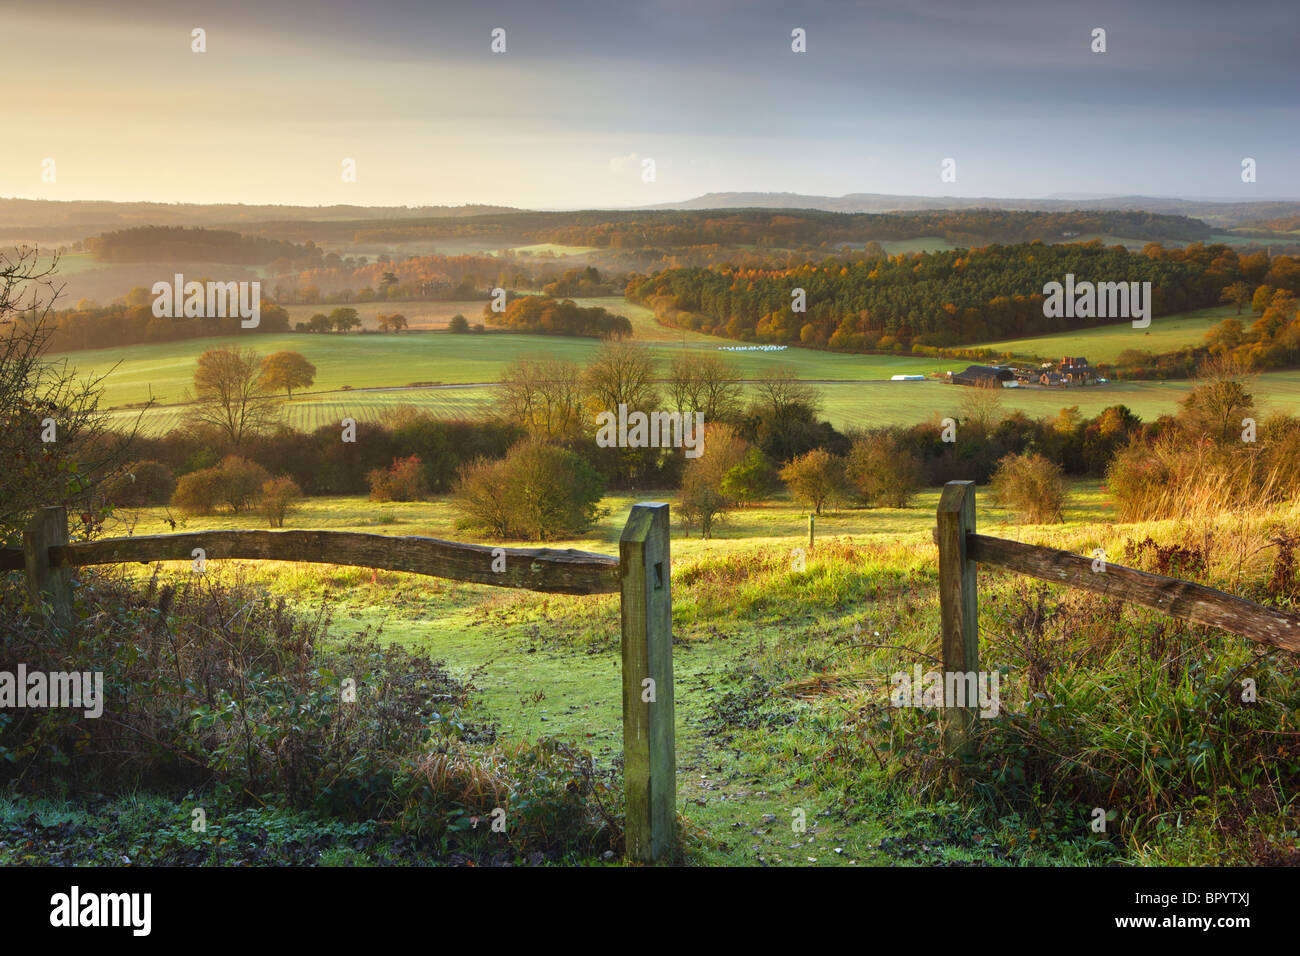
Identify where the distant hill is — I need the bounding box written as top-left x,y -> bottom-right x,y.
640,192 -> 1300,228
0,199 -> 520,241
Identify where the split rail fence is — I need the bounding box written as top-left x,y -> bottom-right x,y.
15,482 -> 1297,852
936,480 -> 1300,750
4,503 -> 676,863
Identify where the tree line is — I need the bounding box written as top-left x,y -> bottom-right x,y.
629,241 -> 1297,351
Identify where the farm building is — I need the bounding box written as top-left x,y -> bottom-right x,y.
950,365 -> 1014,387
1038,356 -> 1093,386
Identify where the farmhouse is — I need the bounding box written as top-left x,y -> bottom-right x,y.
949,365 -> 1013,387
1038,356 -> 1093,386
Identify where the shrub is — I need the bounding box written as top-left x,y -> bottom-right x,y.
990,452 -> 1066,523
501,440 -> 605,541
214,456 -> 272,512
260,476 -> 303,527
171,467 -> 224,515
104,460 -> 175,507
171,456 -> 270,515
0,573 -> 621,863
845,431 -> 923,508
779,448 -> 847,515
367,454 -> 428,502
720,447 -> 777,506
448,314 -> 470,333
453,439 -> 605,540
451,457 -> 512,538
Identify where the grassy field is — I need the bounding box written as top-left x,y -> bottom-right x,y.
976,305 -> 1238,363
96,480 -> 1298,866
63,296 -> 1300,436
102,369 -> 1300,436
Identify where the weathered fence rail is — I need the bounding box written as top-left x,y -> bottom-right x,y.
6,504 -> 675,863
936,480 -> 1300,750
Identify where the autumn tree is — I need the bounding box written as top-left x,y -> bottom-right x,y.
676,424 -> 749,539
329,307 -> 361,333
376,312 -> 408,332
1177,353 -> 1256,444
779,448 -> 847,515
846,430 -> 923,507
187,346 -> 281,446
1220,281 -> 1251,315
259,351 -> 316,399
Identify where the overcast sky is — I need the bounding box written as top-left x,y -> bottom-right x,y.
4,0 -> 1297,207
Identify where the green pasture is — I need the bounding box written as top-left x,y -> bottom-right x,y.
103,369 -> 1300,437
976,305 -> 1238,363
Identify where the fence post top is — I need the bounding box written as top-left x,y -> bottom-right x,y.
620,502 -> 669,544
938,481 -> 975,513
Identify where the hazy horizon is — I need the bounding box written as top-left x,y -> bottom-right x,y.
6,0 -> 1298,208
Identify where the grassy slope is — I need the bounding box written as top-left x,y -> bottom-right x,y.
97,483 -> 1140,866
976,304 -> 1238,363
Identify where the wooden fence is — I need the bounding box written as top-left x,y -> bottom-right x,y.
936,480 -> 1300,751
4,503 -> 676,864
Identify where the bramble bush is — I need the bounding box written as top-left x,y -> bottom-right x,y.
0,570 -> 621,862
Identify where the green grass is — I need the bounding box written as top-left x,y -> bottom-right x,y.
60,295 -> 1300,437
103,486 -> 1108,866
976,304 -> 1239,363
876,237 -> 959,255
81,480 -> 1300,865
37,251 -> 102,275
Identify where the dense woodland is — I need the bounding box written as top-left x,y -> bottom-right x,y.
302,207 -> 1216,251
629,241 -> 1299,350
86,226 -> 322,268
39,294 -> 292,352
483,295 -> 631,337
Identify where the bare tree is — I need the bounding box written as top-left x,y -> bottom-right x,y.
186,346 -> 281,447
498,356 -> 584,438
667,353 -> 743,423
0,246 -> 133,541
958,377 -> 1005,434
581,340 -> 659,416
750,365 -> 821,427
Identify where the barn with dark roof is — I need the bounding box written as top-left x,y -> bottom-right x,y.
950,365 -> 1014,387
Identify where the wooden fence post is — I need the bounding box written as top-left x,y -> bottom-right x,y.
619,502 -> 676,863
23,506 -> 72,629
808,514 -> 815,550
936,481 -> 978,757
